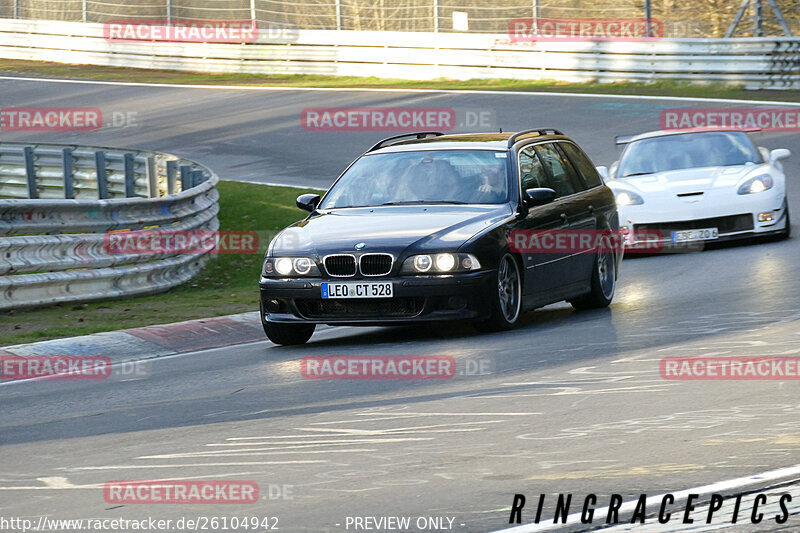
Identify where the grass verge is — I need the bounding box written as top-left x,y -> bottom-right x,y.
0,181 -> 320,346
1,58 -> 799,102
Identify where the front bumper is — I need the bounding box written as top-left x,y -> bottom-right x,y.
620,192 -> 788,250
259,270 -> 494,325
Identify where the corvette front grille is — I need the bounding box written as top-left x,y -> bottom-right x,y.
635,214 -> 754,236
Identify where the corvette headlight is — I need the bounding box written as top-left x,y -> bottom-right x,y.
615,191 -> 644,206
738,174 -> 773,195
402,253 -> 481,274
262,256 -> 320,277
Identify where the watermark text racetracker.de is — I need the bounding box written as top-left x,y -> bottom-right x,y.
301,107 -> 494,131
300,355 -> 494,379
0,355 -> 149,381
661,107 -> 800,132
0,107 -> 140,131
661,356 -> 800,380
104,229 -> 259,255
508,18 -> 664,42
509,229 -> 664,254
104,19 -> 259,43
104,480 -> 259,504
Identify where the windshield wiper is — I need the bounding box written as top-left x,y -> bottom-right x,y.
379,200 -> 468,206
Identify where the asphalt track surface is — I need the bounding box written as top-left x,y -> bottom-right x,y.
1,77 -> 800,532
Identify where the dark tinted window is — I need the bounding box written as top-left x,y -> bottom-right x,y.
518,145 -> 548,190
617,132 -> 762,177
534,143 -> 582,198
320,150 -> 510,208
560,142 -> 603,188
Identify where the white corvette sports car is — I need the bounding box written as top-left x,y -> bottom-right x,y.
597,129 -> 791,249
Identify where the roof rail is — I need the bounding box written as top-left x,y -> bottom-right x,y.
367,132 -> 445,152
615,135 -> 634,145
507,128 -> 564,148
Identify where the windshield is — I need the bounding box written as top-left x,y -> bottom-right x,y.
319,149 -> 510,209
617,131 -> 762,177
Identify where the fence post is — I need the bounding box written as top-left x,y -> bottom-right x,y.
82,0 -> 87,22
166,160 -> 177,194
180,165 -> 192,192
95,151 -> 109,199
23,147 -> 37,199
13,0 -> 19,19
167,0 -> 172,23
123,153 -> 136,197
145,156 -> 157,198
433,0 -> 438,32
754,0 -> 763,37
335,0 -> 341,30
62,148 -> 74,199
250,0 -> 256,24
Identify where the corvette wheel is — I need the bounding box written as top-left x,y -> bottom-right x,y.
780,202 -> 791,239
477,253 -> 522,332
570,250 -> 615,310
263,321 -> 315,346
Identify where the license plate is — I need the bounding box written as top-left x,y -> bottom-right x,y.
321,282 -> 393,299
671,228 -> 719,243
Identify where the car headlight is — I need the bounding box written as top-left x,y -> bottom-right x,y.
262,256 -> 320,277
401,253 -> 481,274
738,174 -> 774,195
615,191 -> 644,206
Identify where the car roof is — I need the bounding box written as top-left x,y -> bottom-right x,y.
616,127 -> 761,145
370,132 -> 569,154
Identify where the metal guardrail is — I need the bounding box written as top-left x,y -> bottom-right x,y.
0,142 -> 220,310
0,19 -> 797,88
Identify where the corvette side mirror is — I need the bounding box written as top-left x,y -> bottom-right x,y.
596,166 -> 610,182
524,187 -> 557,207
770,148 -> 791,163
296,193 -> 321,212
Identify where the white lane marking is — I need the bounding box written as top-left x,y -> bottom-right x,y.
205,437 -> 434,446
296,421 -> 501,435
0,471 -> 265,490
140,448 -> 377,459
490,463 -> 800,533
64,460 -> 328,470
0,75 -> 798,106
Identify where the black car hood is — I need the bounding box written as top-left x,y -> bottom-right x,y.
270,204 -> 514,257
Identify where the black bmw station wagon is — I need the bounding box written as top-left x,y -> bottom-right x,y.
260,129 -> 621,345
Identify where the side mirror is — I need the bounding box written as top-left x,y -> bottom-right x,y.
770,148 -> 791,163
296,193 -> 321,212
596,166 -> 610,182
524,187 -> 557,207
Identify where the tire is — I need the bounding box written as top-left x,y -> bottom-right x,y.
263,321 -> 315,346
779,203 -> 791,239
476,253 -> 522,332
569,250 -> 616,310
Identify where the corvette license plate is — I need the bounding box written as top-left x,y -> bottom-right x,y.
321,282 -> 393,299
671,228 -> 719,243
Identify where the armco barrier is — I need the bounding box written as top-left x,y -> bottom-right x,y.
0,19 -> 797,88
0,142 -> 219,310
